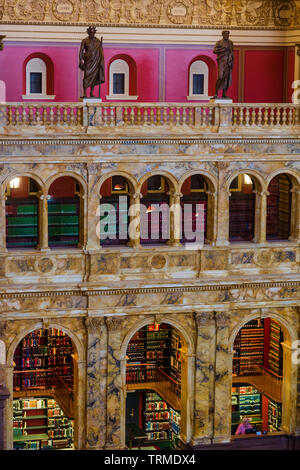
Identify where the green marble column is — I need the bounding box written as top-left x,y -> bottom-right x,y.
85,317 -> 107,449
213,312 -> 231,444
192,312 -> 215,446
105,316 -> 125,450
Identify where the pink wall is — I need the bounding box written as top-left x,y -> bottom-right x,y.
165,48 -> 239,102
0,43 -> 79,102
244,49 -> 285,103
102,47 -> 160,102
0,42 -> 290,104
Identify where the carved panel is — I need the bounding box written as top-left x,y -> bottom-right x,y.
0,0 -> 298,29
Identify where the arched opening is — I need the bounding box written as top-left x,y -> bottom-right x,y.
267,174 -> 292,241
12,327 -> 78,450
22,53 -> 55,100
99,175 -> 130,246
107,54 -> 138,100
180,174 -> 207,244
48,176 -> 82,249
231,317 -> 289,437
187,55 -> 217,100
140,175 -> 170,245
229,174 -> 255,242
125,322 -> 188,449
5,176 -> 40,249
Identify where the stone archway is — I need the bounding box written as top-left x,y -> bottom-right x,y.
5,320 -> 85,450
229,310 -> 298,438
119,316 -> 195,449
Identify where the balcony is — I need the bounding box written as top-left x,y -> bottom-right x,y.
0,102 -> 299,137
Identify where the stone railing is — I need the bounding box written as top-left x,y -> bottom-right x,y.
0,102 -> 300,136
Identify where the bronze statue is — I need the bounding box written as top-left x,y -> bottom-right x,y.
213,30 -> 234,99
0,36 -> 6,52
79,26 -> 105,99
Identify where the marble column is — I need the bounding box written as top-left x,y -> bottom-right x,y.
281,342 -> 298,435
213,312 -> 231,444
85,173 -> 101,251
78,194 -> 87,249
205,190 -> 217,245
0,384 -> 9,451
290,187 -> 300,242
105,316 -> 125,449
215,166 -> 230,246
253,190 -> 268,244
127,193 -> 142,248
85,317 -> 107,449
3,365 -> 14,450
37,192 -> 50,251
76,359 -> 87,450
0,193 -> 7,252
192,312 -> 215,446
167,191 -> 182,247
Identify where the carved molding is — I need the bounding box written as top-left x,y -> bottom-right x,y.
1,137 -> 300,147
0,279 -> 299,300
85,316 -> 105,333
0,0 -> 300,30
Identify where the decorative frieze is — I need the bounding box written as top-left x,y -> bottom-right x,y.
0,0 -> 299,29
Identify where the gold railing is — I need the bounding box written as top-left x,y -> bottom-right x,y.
13,369 -> 74,418
126,363 -> 181,410
232,363 -> 283,403
1,102 -> 299,135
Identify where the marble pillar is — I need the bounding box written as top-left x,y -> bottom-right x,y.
213,312 -> 231,444
253,190 -> 268,244
205,190 -> 217,245
85,169 -> 101,251
192,312 -> 215,445
85,317 -> 107,449
167,191 -> 182,247
0,384 -> 9,451
38,193 -> 50,251
0,194 -> 6,252
290,187 -> 300,242
127,193 -> 141,248
215,167 -> 230,246
105,316 -> 125,449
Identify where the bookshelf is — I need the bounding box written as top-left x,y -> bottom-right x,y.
13,397 -> 73,450
268,399 -> 282,431
48,197 -> 79,247
268,320 -> 283,376
229,192 -> 255,241
233,319 -> 264,376
144,392 -> 180,442
13,328 -> 74,392
6,198 -> 38,248
231,386 -> 262,434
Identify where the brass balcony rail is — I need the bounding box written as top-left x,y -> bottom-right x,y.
126,363 -> 181,410
232,362 -> 283,403
13,369 -> 74,417
1,102 -> 300,135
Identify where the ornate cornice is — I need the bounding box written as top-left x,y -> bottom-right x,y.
0,0 -> 299,31
1,137 -> 300,146
0,279 -> 299,300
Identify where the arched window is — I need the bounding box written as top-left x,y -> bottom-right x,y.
23,56 -> 55,100
107,58 -> 138,100
187,60 -> 209,101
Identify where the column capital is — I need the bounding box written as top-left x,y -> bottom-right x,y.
194,311 -> 215,327
253,189 -> 269,197
39,194 -> 51,201
215,311 -> 230,328
105,316 -> 125,331
130,192 -> 143,200
85,316 -> 106,334
167,191 -> 183,198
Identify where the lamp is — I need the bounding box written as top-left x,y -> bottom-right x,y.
9,177 -> 20,189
